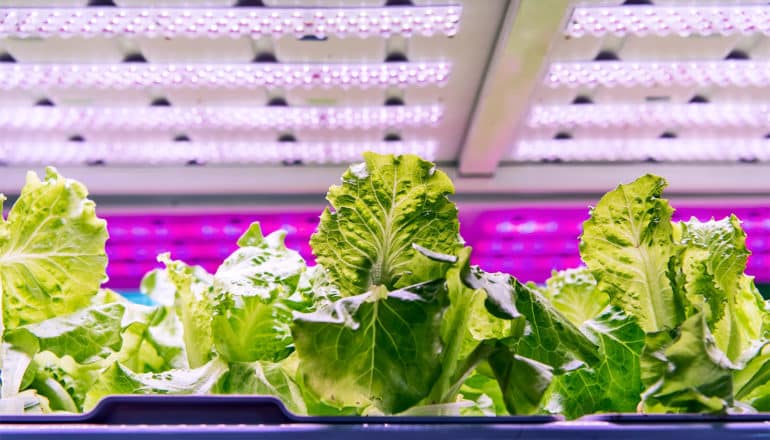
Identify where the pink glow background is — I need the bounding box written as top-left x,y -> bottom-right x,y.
103,206 -> 770,289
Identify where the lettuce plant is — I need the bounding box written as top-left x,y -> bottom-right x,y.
0,157 -> 768,419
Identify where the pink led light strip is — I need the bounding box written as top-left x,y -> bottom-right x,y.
568,5 -> 770,38
0,62 -> 451,90
0,6 -> 461,39
101,206 -> 770,289
547,61 -> 770,88
0,105 -> 443,130
0,140 -> 437,165
528,104 -> 770,128
513,139 -> 770,162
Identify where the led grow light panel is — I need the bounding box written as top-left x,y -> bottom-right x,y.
527,104 -> 770,129
101,206 -> 770,289
0,5 -> 462,39
546,61 -> 770,89
513,139 -> 770,163
0,140 -> 437,165
0,62 -> 451,90
0,105 -> 443,130
567,5 -> 770,38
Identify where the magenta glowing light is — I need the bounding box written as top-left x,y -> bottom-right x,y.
567,5 -> 770,38
0,62 -> 452,90
102,206 -> 770,289
0,105 -> 443,131
0,6 -> 462,39
546,61 -> 770,89
527,104 -> 770,129
0,140 -> 438,165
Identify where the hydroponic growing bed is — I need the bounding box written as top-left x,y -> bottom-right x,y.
2,396 -> 770,440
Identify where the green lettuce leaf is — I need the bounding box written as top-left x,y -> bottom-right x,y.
580,174 -> 681,333
488,349 -> 553,415
641,312 -> 735,413
457,368 -> 508,416
158,253 -> 214,368
733,343 -> 770,410
211,223 -> 305,363
542,267 -> 609,327
140,268 -> 175,306
310,152 -> 462,296
677,216 -> 766,362
425,248 -> 518,406
89,288 -> 187,371
4,303 -> 124,364
218,361 -> 307,415
83,357 -> 228,411
546,306 -> 644,418
0,167 -> 108,328
118,305 -> 188,372
28,351 -> 103,411
507,279 -> 599,369
15,295 -> 189,412
536,268 -> 643,418
292,280 -> 446,414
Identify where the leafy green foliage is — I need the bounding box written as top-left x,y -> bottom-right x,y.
218,361 -> 307,415
83,357 -> 228,411
292,281 -> 446,413
640,313 -> 735,413
488,349 -> 553,415
3,155 -> 770,419
457,368 -> 507,416
158,253 -> 215,368
211,223 -> 304,363
541,267 -> 609,327
4,303 -> 124,363
310,152 -> 462,295
677,216 -> 765,362
0,167 -> 108,328
546,306 -> 645,418
580,174 -> 681,333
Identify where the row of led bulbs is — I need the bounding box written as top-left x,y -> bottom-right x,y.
0,6 -> 461,38
0,140 -> 437,165
0,3 -> 461,165
519,3 -> 770,162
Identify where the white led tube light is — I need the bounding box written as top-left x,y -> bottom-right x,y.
0,62 -> 451,90
568,5 -> 770,38
0,105 -> 443,130
547,61 -> 770,88
0,6 -> 461,39
514,139 -> 770,162
528,104 -> 770,129
0,140 -> 437,165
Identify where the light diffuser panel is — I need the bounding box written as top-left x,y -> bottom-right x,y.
0,6 -> 462,39
0,62 -> 451,90
528,104 -> 770,128
567,5 -> 770,38
513,139 -> 770,162
0,140 -> 437,165
0,105 -> 443,130
547,61 -> 770,89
